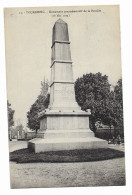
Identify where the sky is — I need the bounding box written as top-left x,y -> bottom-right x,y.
4,5 -> 122,126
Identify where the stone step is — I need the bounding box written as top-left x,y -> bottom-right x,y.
28,137 -> 108,153
44,129 -> 94,139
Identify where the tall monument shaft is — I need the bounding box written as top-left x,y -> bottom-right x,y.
49,19 -> 79,110
29,19 -> 108,153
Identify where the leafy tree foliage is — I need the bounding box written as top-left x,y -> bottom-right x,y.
75,73 -> 124,137
103,80 -> 124,137
27,80 -> 50,133
114,79 -> 124,136
114,79 -> 123,104
7,100 -> 15,130
75,73 -> 111,132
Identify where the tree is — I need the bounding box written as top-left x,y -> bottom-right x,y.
114,79 -> 123,103
75,73 -> 111,132
100,91 -> 118,137
103,79 -> 124,137
75,74 -> 124,138
114,79 -> 124,136
27,79 -> 50,133
7,100 -> 15,130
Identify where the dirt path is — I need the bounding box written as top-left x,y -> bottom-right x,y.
10,158 -> 125,188
9,141 -> 125,188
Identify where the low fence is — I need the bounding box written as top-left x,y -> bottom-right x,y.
9,128 -> 124,141
95,128 -> 124,140
25,132 -> 37,140
9,131 -> 44,141
25,131 -> 44,140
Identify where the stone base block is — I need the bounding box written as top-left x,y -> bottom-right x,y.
40,111 -> 91,131
44,129 -> 94,139
28,137 -> 108,153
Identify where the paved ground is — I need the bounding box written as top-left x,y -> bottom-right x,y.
9,141 -> 126,188
108,144 -> 125,152
9,140 -> 28,152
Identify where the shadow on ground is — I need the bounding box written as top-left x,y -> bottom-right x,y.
10,148 -> 125,163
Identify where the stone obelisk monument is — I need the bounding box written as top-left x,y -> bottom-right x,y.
28,19 -> 107,153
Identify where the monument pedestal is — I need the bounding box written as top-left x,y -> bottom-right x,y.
29,109 -> 108,153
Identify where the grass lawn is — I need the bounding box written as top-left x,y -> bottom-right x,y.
10,148 -> 125,163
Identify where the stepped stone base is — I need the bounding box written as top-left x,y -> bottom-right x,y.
28,137 -> 108,153
44,129 -> 94,139
36,129 -> 94,139
29,111 -> 108,153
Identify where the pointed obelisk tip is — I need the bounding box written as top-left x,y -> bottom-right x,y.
55,18 -> 67,24
52,18 -> 69,44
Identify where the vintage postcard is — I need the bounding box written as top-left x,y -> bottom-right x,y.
4,5 -> 125,188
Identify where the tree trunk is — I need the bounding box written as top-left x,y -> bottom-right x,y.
35,129 -> 38,137
109,125 -> 112,139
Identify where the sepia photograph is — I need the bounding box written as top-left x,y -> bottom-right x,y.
4,5 -> 125,189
